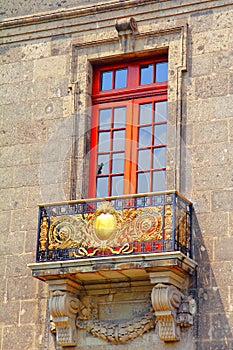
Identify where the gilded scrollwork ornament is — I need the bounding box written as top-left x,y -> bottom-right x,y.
47,201 -> 169,258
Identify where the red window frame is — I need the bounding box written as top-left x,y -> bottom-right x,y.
89,55 -> 168,198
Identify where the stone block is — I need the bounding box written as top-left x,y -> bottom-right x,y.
0,45 -> 24,65
196,212 -> 228,238
193,165 -> 231,190
210,95 -> 233,120
192,30 -> 229,55
193,120 -> 228,144
0,144 -> 30,167
33,98 -> 64,121
0,61 -> 33,85
230,118 -> 233,142
0,167 -> 14,188
214,237 -> 233,262
20,300 -> 38,324
10,208 -> 37,231
0,300 -> 19,326
7,276 -> 37,301
0,231 -> 25,256
209,143 -> 230,166
0,188 -> 15,210
187,98 -> 211,122
195,73 -> 228,99
22,41 -> 51,61
14,164 -> 39,187
6,253 -> 33,278
212,190 -> 233,211
16,120 -> 47,144
191,54 -> 212,77
2,325 -> 35,350
33,55 -> 67,79
190,10 -> 214,34
212,262 -> 233,287
191,190 -> 211,214
25,231 -> 37,254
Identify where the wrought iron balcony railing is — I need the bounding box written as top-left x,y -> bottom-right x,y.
36,191 -> 192,263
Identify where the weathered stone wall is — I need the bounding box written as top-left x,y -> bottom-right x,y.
0,1 -> 232,349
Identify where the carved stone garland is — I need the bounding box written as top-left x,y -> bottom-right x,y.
76,312 -> 155,344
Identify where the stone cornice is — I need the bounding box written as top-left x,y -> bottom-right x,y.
0,0 -> 230,45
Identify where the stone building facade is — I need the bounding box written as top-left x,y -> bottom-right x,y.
0,1 -> 232,349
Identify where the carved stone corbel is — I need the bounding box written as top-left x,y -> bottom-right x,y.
50,290 -> 80,347
151,283 -> 182,341
115,17 -> 137,52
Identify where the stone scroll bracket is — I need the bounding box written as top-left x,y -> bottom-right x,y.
115,17 -> 137,52
48,279 -> 81,347
149,270 -> 196,342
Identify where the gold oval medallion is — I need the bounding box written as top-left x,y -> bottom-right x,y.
94,212 -> 117,241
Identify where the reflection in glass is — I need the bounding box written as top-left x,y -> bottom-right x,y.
155,101 -> 168,122
138,126 -> 152,147
140,64 -> 153,85
154,124 -> 167,145
153,148 -> 166,169
156,62 -> 168,82
112,176 -> 124,196
96,177 -> 108,197
114,107 -> 126,128
138,149 -> 150,170
152,170 -> 166,191
139,103 -> 152,124
112,153 -> 124,173
137,172 -> 150,193
101,71 -> 113,90
115,68 -> 127,89
97,154 -> 110,174
99,109 -> 111,129
98,132 -> 110,152
113,130 -> 125,151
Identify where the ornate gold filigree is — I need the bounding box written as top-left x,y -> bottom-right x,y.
39,216 -> 48,251
48,202 -> 171,257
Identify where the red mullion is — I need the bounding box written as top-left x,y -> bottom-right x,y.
88,104 -> 99,198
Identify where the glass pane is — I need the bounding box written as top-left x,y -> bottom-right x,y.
96,177 -> 108,197
156,62 -> 168,82
115,68 -> 127,89
137,172 -> 150,193
153,147 -> 166,169
112,153 -> 124,173
154,124 -> 167,145
140,64 -> 153,85
113,130 -> 125,151
155,101 -> 168,122
138,126 -> 152,147
114,107 -> 126,128
101,71 -> 113,90
112,176 -> 124,196
139,103 -> 153,124
98,132 -> 110,152
138,149 -> 151,170
152,170 -> 166,191
97,154 -> 110,174
99,109 -> 111,130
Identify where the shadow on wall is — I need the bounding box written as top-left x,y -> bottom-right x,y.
191,211 -> 233,350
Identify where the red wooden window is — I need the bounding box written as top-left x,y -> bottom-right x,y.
89,56 -> 168,198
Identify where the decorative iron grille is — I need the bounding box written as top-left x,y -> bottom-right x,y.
36,191 -> 192,262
